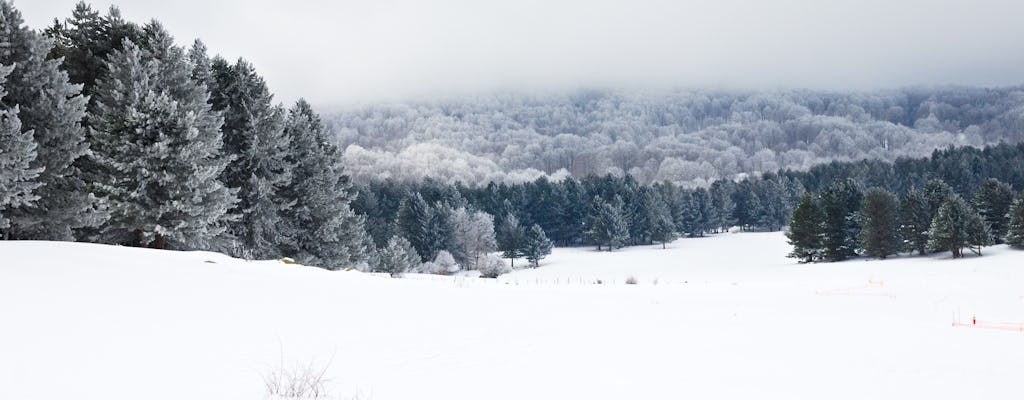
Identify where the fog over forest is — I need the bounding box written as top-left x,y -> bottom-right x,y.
324,87 -> 1024,186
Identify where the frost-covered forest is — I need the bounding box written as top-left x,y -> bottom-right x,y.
325,88 -> 1024,186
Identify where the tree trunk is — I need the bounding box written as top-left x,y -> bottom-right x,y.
150,233 -> 166,250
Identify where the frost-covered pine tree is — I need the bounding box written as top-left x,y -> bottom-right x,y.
278,99 -> 368,269
0,67 -> 41,234
1006,197 -> 1024,247
209,57 -> 292,258
378,235 -> 419,278
89,24 -> 236,249
522,224 -> 552,268
0,1 -> 105,240
646,191 -> 677,249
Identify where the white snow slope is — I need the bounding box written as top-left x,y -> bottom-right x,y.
2,232 -> 1023,400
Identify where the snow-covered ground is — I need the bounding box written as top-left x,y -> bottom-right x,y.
2,232 -> 1023,400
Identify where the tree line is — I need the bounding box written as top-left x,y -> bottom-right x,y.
0,1 -> 369,269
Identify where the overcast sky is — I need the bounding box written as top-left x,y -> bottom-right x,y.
17,0 -> 1024,107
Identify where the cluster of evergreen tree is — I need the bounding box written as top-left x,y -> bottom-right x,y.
351,173 -> 803,260
0,2 -> 369,270
787,178 -> 1020,261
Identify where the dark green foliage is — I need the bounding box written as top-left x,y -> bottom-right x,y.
859,188 -> 901,259
44,2 -> 142,98
522,224 -> 553,268
786,193 -> 823,262
646,190 -> 677,248
0,66 -> 41,232
496,214 -> 524,268
397,192 -> 431,262
1006,197 -> 1024,247
928,195 -> 992,258
586,195 -> 630,251
972,178 -> 1015,244
898,188 -> 931,255
820,179 -> 862,261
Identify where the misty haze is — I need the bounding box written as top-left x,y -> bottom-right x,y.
3,1 -> 1024,399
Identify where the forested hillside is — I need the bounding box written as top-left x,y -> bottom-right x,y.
325,88 -> 1024,186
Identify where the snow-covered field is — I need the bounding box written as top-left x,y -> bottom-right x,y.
2,232 -> 1023,400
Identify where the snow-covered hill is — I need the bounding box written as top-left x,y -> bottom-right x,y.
2,233 -> 1023,400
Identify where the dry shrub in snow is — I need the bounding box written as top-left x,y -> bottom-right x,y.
263,356 -> 333,399
478,254 -> 510,278
625,276 -> 638,285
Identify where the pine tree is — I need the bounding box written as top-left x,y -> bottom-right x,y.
859,188 -> 900,259
898,188 -> 931,255
0,1 -> 105,240
522,224 -> 553,268
1006,197 -> 1024,247
209,57 -> 292,258
820,179 -> 862,261
44,2 -> 143,98
496,213 -> 524,268
928,195 -> 992,258
0,66 -> 40,234
786,192 -> 823,262
924,179 -> 955,218
378,235 -> 419,277
647,190 -> 677,249
89,25 -> 236,250
973,178 -> 1014,244
278,99 -> 368,269
603,195 -> 630,250
396,192 -> 431,262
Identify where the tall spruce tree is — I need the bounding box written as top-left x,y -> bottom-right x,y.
496,213 -> 525,268
0,65 -> 40,234
278,99 -> 368,269
522,224 -> 553,268
820,179 -> 862,261
786,192 -> 823,263
209,57 -> 292,258
898,188 -> 931,255
44,2 -> 142,98
973,178 -> 1014,244
396,192 -> 431,262
646,190 -> 677,249
89,25 -> 236,249
928,195 -> 992,258
1006,197 -> 1024,247
0,1 -> 105,240
859,188 -> 900,259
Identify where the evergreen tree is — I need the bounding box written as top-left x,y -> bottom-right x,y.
928,195 -> 992,258
396,192 -> 431,262
44,2 -> 143,98
1,1 -> 104,240
898,188 -> 931,255
786,192 -> 823,263
522,224 -> 553,268
646,190 -> 677,249
0,66 -> 40,234
820,179 -> 862,261
89,26 -> 236,250
1006,197 -> 1024,247
496,213 -> 524,268
973,178 -> 1014,244
923,179 -> 955,218
278,99 -> 367,269
378,235 -> 419,277
859,188 -> 900,259
209,57 -> 292,258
